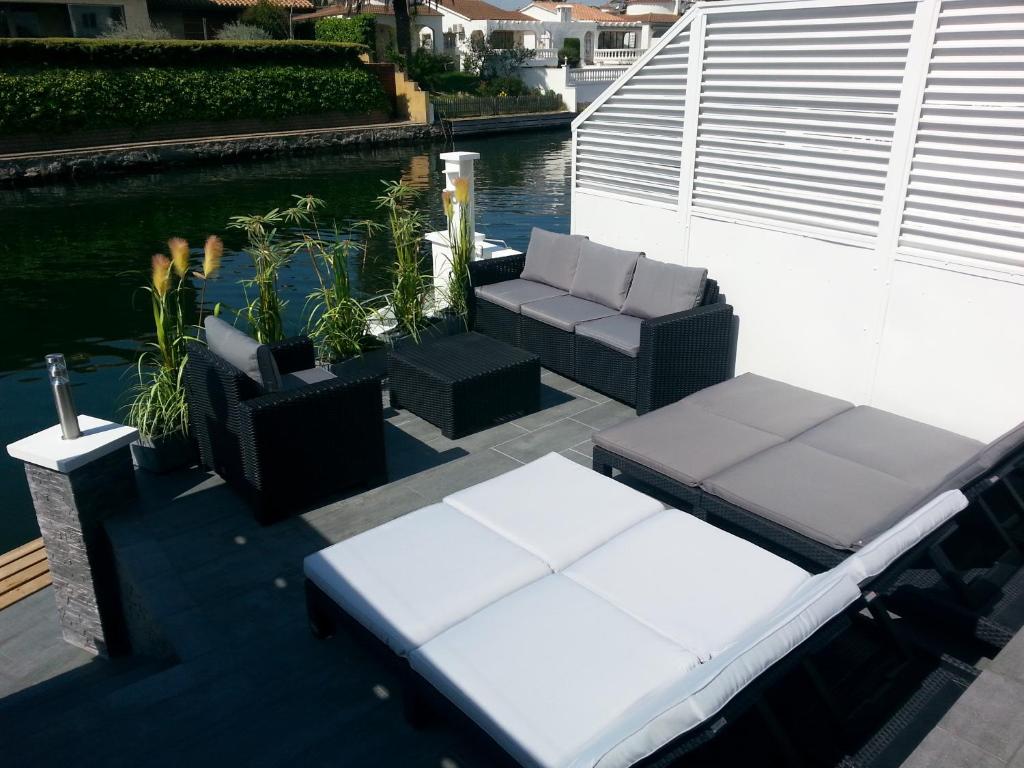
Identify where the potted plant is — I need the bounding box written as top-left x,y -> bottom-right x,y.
126,236 -> 222,473
440,176 -> 474,331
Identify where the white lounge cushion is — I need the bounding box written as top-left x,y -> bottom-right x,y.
583,569 -> 862,768
565,510 -> 811,661
837,490 -> 969,583
410,574 -> 701,768
443,452 -> 664,569
302,503 -> 549,655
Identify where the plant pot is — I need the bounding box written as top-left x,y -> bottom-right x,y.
131,431 -> 197,474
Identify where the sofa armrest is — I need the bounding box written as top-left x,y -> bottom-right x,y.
636,302 -> 734,414
468,253 -> 526,289
268,336 -> 316,374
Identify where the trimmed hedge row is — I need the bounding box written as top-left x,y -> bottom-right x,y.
0,38 -> 367,69
0,65 -> 388,135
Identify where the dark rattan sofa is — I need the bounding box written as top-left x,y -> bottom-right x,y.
185,317 -> 386,524
469,228 -> 734,414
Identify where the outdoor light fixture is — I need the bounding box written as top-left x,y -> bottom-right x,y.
46,353 -> 81,440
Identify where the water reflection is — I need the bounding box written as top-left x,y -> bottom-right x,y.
0,129 -> 571,550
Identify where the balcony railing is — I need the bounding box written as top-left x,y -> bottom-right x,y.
593,48 -> 646,63
567,67 -> 629,85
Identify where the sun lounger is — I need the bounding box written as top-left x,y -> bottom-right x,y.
303,453 -> 970,767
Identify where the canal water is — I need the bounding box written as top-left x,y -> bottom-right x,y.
0,129 -> 572,553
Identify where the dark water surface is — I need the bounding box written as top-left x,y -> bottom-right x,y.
0,129 -> 572,552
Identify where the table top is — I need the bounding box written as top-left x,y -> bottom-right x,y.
388,332 -> 539,382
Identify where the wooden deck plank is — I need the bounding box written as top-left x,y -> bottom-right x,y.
0,572 -> 52,610
0,537 -> 44,569
0,548 -> 48,581
0,560 -> 50,596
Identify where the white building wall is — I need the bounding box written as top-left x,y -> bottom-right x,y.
571,0 -> 1024,442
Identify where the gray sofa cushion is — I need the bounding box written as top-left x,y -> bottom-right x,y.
204,315 -> 281,392
475,279 -> 567,313
621,259 -> 708,319
703,441 -> 924,551
519,228 -> 587,291
593,402 -> 785,487
569,241 -> 642,310
575,314 -> 643,358
520,295 -> 617,332
942,418 -> 1024,492
281,366 -> 336,391
796,406 -> 984,490
685,373 -> 853,439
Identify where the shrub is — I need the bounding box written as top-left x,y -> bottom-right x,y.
403,48 -> 452,89
240,0 -> 289,40
478,76 -> 529,97
315,14 -> 375,48
215,22 -> 273,41
100,18 -> 172,39
0,38 -> 367,68
429,71 -> 480,94
559,37 -> 580,67
0,65 -> 388,135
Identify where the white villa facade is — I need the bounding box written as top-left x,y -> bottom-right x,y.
571,0 -> 1024,442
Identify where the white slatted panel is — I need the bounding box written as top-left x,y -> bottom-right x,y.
575,28 -> 689,208
691,3 -> 917,239
898,0 -> 1024,267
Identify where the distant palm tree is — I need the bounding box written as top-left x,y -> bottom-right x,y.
390,0 -> 413,59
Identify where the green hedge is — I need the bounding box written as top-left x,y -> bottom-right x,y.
315,15 -> 376,48
0,38 -> 367,69
0,65 -> 388,135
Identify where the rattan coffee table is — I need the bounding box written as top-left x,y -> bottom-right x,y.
387,332 -> 541,439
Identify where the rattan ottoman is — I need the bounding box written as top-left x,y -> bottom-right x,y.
387,332 -> 541,439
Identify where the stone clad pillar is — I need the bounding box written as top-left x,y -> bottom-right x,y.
7,416 -> 138,656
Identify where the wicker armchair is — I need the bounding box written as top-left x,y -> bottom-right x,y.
185,336 -> 386,524
468,254 -> 733,414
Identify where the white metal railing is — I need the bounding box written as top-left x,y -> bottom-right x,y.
567,67 -> 629,85
593,48 -> 645,63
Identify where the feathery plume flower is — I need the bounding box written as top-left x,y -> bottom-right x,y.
441,190 -> 453,219
151,254 -> 172,297
168,237 -> 190,278
453,177 -> 470,206
202,235 -> 223,279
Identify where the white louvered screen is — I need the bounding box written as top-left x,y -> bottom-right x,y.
574,27 -> 690,208
897,0 -> 1024,268
690,3 -> 918,240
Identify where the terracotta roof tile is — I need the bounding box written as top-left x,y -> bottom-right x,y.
211,0 -> 313,7
293,0 -> 440,20
526,2 -> 644,23
439,0 -> 533,21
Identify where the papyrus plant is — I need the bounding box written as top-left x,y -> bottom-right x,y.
442,176 -> 474,321
374,180 -> 430,341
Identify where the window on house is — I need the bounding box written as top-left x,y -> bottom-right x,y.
489,30 -> 514,49
597,30 -> 635,49
69,4 -> 123,37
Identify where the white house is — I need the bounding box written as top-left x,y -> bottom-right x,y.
434,0 -> 542,64
571,0 -> 1024,442
293,1 -> 444,58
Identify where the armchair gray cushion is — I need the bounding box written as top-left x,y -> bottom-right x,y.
281,366 -> 336,391
575,314 -> 643,357
204,315 -> 282,392
569,241 -> 642,310
520,295 -> 617,332
621,260 -> 708,319
475,279 -> 567,313
519,228 -> 587,291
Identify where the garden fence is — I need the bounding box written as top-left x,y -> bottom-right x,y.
431,92 -> 564,119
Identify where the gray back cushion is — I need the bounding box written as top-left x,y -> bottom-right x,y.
621,259 -> 708,319
569,240 -> 643,310
520,228 -> 587,291
940,418 -> 1024,491
204,316 -> 282,392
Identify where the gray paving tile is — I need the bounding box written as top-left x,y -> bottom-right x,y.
540,369 -> 577,392
558,449 -> 591,467
425,420 -> 529,453
565,382 -> 611,404
990,628 -> 1024,686
494,418 -> 596,463
902,725 -> 1006,768
935,670 -> 1024,761
405,450 -> 521,501
511,389 -> 599,432
569,399 -> 635,431
570,439 -> 594,459
303,482 -> 429,543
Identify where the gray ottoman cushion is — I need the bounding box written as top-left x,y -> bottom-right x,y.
475,279 -> 568,313
621,260 -> 708,319
569,241 -> 643,310
575,314 -> 644,357
704,442 -> 923,550
520,295 -> 617,332
594,402 -> 785,487
686,373 -> 853,439
519,228 -> 587,291
796,406 -> 984,490
282,366 -> 336,391
204,315 -> 282,392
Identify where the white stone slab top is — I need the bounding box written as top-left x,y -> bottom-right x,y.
7,415 -> 139,474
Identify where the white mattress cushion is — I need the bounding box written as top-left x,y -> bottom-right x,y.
443,452 -> 665,569
837,490 -> 969,584
410,574 -> 701,768
564,510 -> 811,661
302,503 -> 549,655
581,569 -> 862,768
